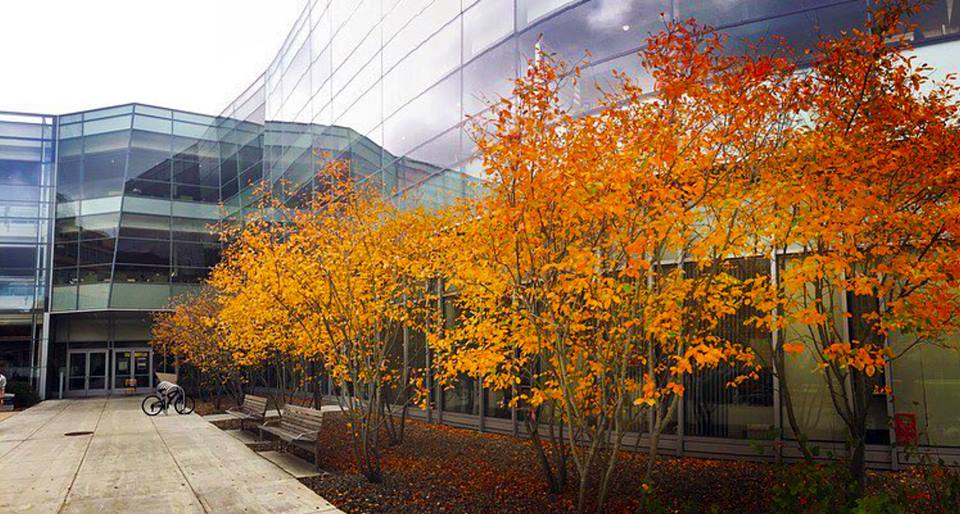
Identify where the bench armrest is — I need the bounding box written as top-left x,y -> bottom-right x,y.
292,430 -> 319,442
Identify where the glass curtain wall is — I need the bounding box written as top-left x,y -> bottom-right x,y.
52,104 -> 221,312
200,0 -> 960,449
234,0 -> 901,211
0,112 -> 54,383
223,0 -> 960,211
683,257 -> 775,439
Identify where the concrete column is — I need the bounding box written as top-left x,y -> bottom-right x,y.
38,312 -> 51,400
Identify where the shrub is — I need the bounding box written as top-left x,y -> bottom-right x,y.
887,454 -> 960,513
851,493 -> 903,514
772,461 -> 854,513
7,381 -> 39,408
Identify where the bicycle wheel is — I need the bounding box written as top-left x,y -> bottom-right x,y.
174,394 -> 195,415
141,394 -> 165,416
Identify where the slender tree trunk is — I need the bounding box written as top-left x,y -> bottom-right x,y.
774,351 -> 816,461
398,402 -> 409,444
645,430 -> 661,480
311,361 -> 321,409
365,386 -> 384,483
550,411 -> 568,490
396,327 -> 411,445
645,395 -> 679,481
525,406 -> 561,494
214,383 -> 223,410
847,368 -> 870,498
576,470 -> 590,514
597,432 -> 625,514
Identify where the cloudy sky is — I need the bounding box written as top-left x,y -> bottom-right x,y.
0,0 -> 306,116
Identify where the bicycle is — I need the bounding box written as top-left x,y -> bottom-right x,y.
141,381 -> 195,416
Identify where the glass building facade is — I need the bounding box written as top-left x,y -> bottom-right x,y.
0,112 -> 54,387
219,0 -> 960,468
52,105 -> 223,313
3,0 -> 959,467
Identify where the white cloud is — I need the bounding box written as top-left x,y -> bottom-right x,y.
0,0 -> 305,115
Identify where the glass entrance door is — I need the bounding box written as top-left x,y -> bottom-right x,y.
113,349 -> 152,390
67,352 -> 85,392
67,350 -> 109,395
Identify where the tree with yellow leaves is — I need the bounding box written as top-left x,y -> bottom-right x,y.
211,161 -> 446,482
209,196 -> 310,408
150,287 -> 245,408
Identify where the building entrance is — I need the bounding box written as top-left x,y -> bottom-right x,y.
67,350 -> 109,395
113,349 -> 152,392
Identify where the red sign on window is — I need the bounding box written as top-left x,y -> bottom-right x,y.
894,413 -> 918,446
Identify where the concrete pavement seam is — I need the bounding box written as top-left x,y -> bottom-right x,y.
56,398 -> 108,514
149,412 -> 212,514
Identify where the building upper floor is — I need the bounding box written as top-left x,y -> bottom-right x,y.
4,0 -> 960,315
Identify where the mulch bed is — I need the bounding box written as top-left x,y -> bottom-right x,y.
192,398 -> 232,416
296,413 -> 779,513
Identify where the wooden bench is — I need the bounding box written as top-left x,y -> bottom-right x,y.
258,404 -> 323,468
225,394 -> 269,430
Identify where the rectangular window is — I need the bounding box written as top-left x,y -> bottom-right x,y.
55,218 -> 80,242
53,242 -> 78,267
517,0 -> 577,28
115,238 -> 170,266
892,335 -> 960,447
125,179 -> 171,199
84,105 -> 133,121
0,159 -> 42,186
59,123 -> 83,139
133,115 -> 172,134
83,116 -> 131,136
113,264 -> 170,284
78,238 -> 115,266
127,149 -> 171,181
82,152 -> 126,199
465,0 -> 514,60
53,267 -> 78,286
77,265 -> 112,284
83,131 -> 130,154
0,201 -> 40,219
172,242 -> 220,268
172,184 -> 218,203
0,245 -> 37,269
0,185 -> 40,202
442,377 -> 480,416
78,213 -> 120,240
171,266 -> 210,284
172,159 -> 201,184
683,257 -> 775,439
463,37 -> 516,116
119,213 -> 171,240
135,105 -> 172,118
778,255 -> 847,442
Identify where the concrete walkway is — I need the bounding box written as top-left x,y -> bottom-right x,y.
0,397 -> 341,513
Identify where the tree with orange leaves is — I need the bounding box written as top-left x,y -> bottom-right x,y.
210,161 -> 446,482
432,18 -> 799,512
748,0 -> 960,496
150,287 -> 245,408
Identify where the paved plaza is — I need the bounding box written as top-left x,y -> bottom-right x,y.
0,397 -> 341,513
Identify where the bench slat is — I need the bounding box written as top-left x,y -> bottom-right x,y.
273,404 -> 323,439
259,404 -> 322,440
262,424 -> 317,442
237,394 -> 268,419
